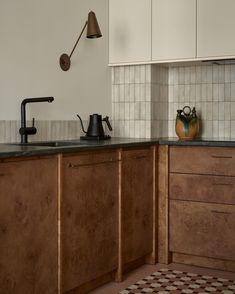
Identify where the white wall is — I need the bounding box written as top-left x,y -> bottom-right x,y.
0,0 -> 111,121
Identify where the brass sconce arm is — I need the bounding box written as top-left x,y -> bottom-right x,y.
69,21 -> 88,59
59,11 -> 102,71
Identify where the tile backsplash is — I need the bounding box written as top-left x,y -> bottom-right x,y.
0,120 -> 85,143
112,63 -> 235,139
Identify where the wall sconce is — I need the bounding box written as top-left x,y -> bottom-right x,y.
60,11 -> 102,71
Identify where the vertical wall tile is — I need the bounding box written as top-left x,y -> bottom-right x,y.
218,84 -> 225,101
224,102 -> 231,120
213,84 -> 219,101
225,83 -> 231,101
190,66 -> 196,84
124,84 -> 130,102
231,83 -> 235,101
206,65 -> 213,83
196,66 -> 202,83
231,121 -> 235,138
225,65 -> 231,83
124,66 -> 130,84
146,65 -> 151,83
130,66 -> 135,83
213,65 -> 219,83
119,66 -> 125,84
179,67 -> 185,84
119,84 -> 125,102
231,64 -> 235,82
134,65 -> 141,83
218,65 -> 225,83
140,66 -> 146,83
213,102 -> 219,120
201,66 -> 207,83
224,121 -> 231,138
231,102 -> 235,120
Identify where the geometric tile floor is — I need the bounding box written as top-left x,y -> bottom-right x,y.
119,268 -> 235,294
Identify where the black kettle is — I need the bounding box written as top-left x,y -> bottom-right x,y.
77,113 -> 112,140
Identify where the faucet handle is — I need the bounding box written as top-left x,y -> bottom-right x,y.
32,117 -> 35,127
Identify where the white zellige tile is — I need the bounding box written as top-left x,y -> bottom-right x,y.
224,121 -> 231,139
230,120 -> 235,138
231,102 -> 235,120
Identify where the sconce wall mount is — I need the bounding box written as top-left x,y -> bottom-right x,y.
60,11 -> 102,71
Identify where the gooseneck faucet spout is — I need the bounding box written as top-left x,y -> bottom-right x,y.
20,97 -> 54,143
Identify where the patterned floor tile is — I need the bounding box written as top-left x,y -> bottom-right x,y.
119,268 -> 235,294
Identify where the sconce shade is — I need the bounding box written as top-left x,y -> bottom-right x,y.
87,11 -> 102,38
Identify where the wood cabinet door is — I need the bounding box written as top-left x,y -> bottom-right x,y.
0,157 -> 58,294
62,151 -> 119,293
170,200 -> 235,261
152,0 -> 196,61
122,148 -> 153,265
109,0 -> 151,64
197,0 -> 235,58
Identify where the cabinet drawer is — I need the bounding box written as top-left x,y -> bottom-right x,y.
122,147 -> 152,161
170,173 -> 235,205
63,150 -> 119,168
170,200 -> 235,261
170,146 -> 235,176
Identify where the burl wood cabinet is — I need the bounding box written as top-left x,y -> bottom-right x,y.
169,146 -> 235,272
121,147 -> 154,269
0,156 -> 58,294
61,151 -> 119,293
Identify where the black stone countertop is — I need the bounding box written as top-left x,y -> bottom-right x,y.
0,137 -> 235,159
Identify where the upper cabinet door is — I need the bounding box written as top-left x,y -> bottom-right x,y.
152,0 -> 196,61
109,0 -> 151,64
197,0 -> 235,58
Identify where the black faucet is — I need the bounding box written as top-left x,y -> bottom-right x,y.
19,97 -> 54,143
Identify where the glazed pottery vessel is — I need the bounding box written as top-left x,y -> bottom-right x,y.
175,106 -> 200,140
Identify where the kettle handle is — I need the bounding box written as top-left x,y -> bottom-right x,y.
76,114 -> 87,134
102,116 -> 112,131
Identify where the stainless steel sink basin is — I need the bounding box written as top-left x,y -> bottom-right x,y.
11,141 -> 88,147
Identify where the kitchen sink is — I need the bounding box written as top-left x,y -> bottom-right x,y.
11,140 -> 88,147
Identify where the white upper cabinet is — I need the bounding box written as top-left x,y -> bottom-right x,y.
109,0 -> 151,64
197,0 -> 235,58
152,0 -> 196,61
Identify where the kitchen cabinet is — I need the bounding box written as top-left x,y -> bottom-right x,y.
109,0 -> 151,64
121,147 -> 154,267
0,157 -> 58,294
197,0 -> 235,58
152,0 -> 196,61
61,151 -> 119,293
169,146 -> 235,272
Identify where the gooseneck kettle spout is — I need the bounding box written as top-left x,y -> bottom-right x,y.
77,114 -> 87,134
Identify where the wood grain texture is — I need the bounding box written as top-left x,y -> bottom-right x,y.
170,146 -> 235,176
170,173 -> 235,205
172,252 -> 235,272
170,200 -> 235,261
61,150 -> 119,293
158,145 -> 170,264
121,147 -> 153,266
0,157 -> 58,294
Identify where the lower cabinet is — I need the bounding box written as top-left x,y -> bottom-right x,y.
61,151 -> 119,293
170,200 -> 235,261
121,147 -> 154,267
169,146 -> 235,272
0,157 -> 58,294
